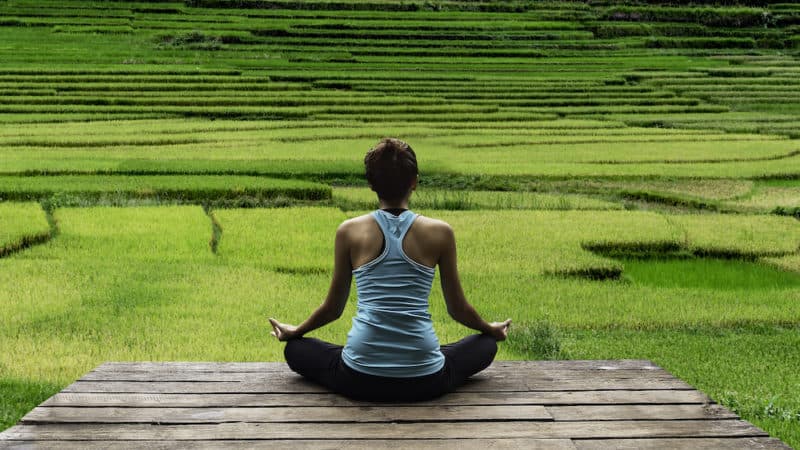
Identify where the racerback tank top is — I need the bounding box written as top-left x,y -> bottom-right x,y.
341,209 -> 445,377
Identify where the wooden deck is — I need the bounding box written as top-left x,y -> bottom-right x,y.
0,360 -> 790,449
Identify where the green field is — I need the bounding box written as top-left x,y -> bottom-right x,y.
0,202 -> 51,258
1,0 -> 799,446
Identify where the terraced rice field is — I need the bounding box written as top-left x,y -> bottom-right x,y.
1,0 -> 799,446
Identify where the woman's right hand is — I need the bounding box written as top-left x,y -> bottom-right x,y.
487,319 -> 512,341
269,318 -> 299,342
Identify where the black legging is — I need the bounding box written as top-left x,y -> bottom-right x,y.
284,334 -> 497,402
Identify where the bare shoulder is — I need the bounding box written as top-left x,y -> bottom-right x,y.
411,215 -> 456,265
415,214 -> 450,228
414,214 -> 454,238
337,213 -> 377,236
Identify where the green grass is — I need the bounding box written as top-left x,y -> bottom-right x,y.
427,210 -> 798,278
0,202 -> 51,257
762,254 -> 800,275
671,214 -> 800,257
214,207 -> 346,272
619,257 -> 800,290
333,187 -> 622,211
722,182 -> 800,213
2,118 -> 799,178
0,175 -> 332,204
0,378 -> 63,435
588,179 -> 756,212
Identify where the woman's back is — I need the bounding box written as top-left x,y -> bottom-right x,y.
341,209 -> 445,377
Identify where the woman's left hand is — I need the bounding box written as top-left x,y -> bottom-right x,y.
486,319 -> 512,341
268,318 -> 299,341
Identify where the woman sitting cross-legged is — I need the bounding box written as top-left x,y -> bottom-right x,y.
268,137 -> 511,402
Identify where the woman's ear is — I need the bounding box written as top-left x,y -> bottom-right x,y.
411,176 -> 418,191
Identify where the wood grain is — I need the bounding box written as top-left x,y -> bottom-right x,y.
21,405 -> 552,424
63,377 -> 693,394
0,420 -> 768,440
41,389 -> 711,408
546,404 -> 737,421
0,438 -> 579,449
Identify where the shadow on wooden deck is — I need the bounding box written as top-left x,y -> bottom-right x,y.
0,360 -> 790,449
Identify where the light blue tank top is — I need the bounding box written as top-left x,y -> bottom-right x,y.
342,209 -> 445,377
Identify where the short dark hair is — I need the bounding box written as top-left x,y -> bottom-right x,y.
364,138 -> 418,201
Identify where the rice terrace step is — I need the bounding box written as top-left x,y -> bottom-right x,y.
0,360 -> 790,449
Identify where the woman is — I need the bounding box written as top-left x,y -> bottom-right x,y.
269,138 -> 511,402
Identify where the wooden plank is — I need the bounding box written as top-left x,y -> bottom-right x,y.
92,362 -> 288,373
21,405 -> 552,424
522,378 -> 693,391
0,438 -> 578,449
574,437 -> 791,449
79,368 -> 676,382
547,404 -> 736,421
0,420 -> 769,440
26,404 -> 738,426
41,389 -> 712,408
62,377 -> 693,394
489,360 -> 662,371
62,379 -> 326,394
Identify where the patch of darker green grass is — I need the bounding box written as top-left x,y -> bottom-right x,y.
203,206 -> 222,254
620,257 -> 800,290
759,179 -> 800,187
274,266 -> 329,275
772,206 -> 800,219
0,378 -> 61,430
616,190 -> 722,212
0,231 -> 51,259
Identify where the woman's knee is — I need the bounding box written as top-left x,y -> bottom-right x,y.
477,334 -> 498,364
284,337 -> 343,374
465,334 -> 498,358
486,335 -> 499,355
283,338 -> 306,371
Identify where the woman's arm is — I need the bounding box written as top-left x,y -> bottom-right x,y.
438,223 -> 511,341
269,222 -> 353,341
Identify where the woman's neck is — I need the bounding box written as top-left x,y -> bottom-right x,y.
379,198 -> 409,210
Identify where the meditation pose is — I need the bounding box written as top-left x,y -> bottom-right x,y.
269,138 -> 511,401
